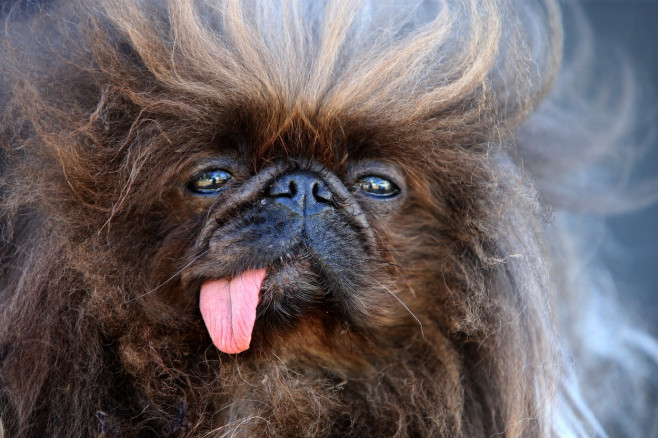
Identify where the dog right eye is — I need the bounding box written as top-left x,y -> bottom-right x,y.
188,170 -> 233,195
355,176 -> 400,198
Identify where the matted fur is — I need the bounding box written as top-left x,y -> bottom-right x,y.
0,0 -> 655,437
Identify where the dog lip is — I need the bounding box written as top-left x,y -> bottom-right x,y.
194,256 -> 324,334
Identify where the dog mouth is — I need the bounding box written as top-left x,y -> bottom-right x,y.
198,250 -> 330,354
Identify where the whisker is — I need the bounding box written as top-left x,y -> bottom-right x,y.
124,249 -> 210,304
377,282 -> 425,338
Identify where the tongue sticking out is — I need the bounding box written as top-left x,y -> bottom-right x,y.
199,268 -> 267,354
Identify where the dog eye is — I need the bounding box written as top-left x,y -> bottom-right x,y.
356,176 -> 400,198
188,170 -> 232,194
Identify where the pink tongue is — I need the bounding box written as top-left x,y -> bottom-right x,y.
199,268 -> 267,354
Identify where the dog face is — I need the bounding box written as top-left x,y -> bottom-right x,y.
184,158 -> 406,352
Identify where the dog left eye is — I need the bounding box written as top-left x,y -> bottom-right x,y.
188,170 -> 232,194
356,176 -> 400,198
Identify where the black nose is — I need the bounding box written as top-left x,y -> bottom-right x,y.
268,171 -> 334,216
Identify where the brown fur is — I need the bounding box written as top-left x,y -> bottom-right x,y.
0,1 -> 650,437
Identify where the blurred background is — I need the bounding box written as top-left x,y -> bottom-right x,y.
580,0 -> 658,328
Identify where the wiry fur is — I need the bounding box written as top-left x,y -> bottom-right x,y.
0,0 -> 655,437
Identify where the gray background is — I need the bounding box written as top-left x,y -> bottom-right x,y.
581,1 -> 658,328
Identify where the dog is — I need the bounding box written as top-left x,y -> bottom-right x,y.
1,0 -> 656,436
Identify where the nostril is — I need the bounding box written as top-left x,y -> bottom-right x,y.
269,175 -> 298,198
312,181 -> 332,203
288,180 -> 298,197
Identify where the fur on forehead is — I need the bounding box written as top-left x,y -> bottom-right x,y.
5,0 -> 559,162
